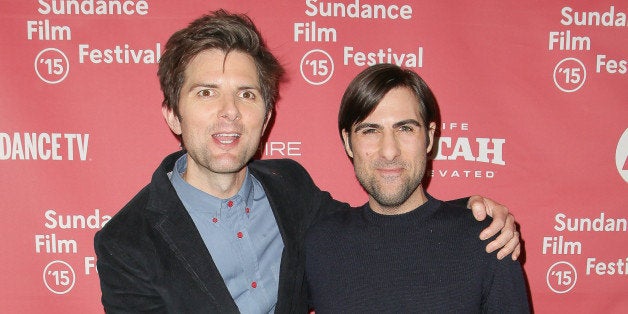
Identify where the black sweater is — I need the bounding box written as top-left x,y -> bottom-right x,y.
305,195 -> 530,313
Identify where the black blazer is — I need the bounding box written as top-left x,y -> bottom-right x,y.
94,151 -> 345,313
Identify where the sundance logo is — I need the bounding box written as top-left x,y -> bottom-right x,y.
617,128 -> 628,183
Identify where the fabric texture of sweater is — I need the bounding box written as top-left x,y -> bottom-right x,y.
305,194 -> 530,313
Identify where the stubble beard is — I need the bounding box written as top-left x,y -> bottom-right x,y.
187,139 -> 257,176
355,160 -> 426,210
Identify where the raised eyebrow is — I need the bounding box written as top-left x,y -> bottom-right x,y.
393,119 -> 422,129
186,83 -> 261,93
237,85 -> 262,93
188,83 -> 218,93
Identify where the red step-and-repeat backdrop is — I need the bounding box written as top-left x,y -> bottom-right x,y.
1,1 -> 626,313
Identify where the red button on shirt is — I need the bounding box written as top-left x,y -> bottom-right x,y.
237,232 -> 243,239
245,207 -> 250,214
212,217 -> 218,223
227,200 -> 234,207
251,281 -> 257,288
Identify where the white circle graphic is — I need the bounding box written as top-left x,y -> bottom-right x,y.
300,49 -> 334,86
616,128 -> 628,183
34,48 -> 70,84
43,260 -> 76,294
546,261 -> 577,294
553,58 -> 586,93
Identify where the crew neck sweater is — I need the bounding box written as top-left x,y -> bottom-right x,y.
305,195 -> 529,313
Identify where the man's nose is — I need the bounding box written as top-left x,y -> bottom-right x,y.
379,130 -> 401,161
218,94 -> 241,121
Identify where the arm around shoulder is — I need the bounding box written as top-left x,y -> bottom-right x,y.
255,159 -> 349,223
466,195 -> 521,260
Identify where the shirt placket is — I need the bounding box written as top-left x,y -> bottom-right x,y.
227,196 -> 263,306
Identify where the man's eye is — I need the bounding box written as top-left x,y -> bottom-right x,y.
361,128 -> 377,134
197,89 -> 214,97
399,125 -> 414,132
240,90 -> 256,99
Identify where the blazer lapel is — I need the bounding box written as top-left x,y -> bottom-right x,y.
154,204 -> 239,312
147,151 -> 239,312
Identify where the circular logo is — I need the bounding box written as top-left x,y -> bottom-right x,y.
553,58 -> 586,93
546,261 -> 577,294
300,49 -> 334,85
34,48 -> 70,84
616,128 -> 628,183
43,260 -> 76,294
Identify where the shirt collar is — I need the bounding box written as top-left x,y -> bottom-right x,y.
170,153 -> 254,215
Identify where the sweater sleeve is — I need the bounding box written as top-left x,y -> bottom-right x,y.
271,158 -> 350,229
483,257 -> 531,313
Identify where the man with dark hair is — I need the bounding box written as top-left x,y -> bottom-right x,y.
306,64 -> 530,313
95,10 -> 521,313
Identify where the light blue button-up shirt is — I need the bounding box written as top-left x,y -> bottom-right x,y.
170,154 -> 284,313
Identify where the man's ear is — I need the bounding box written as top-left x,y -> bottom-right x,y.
427,122 -> 436,153
341,129 -> 354,158
162,106 -> 182,135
